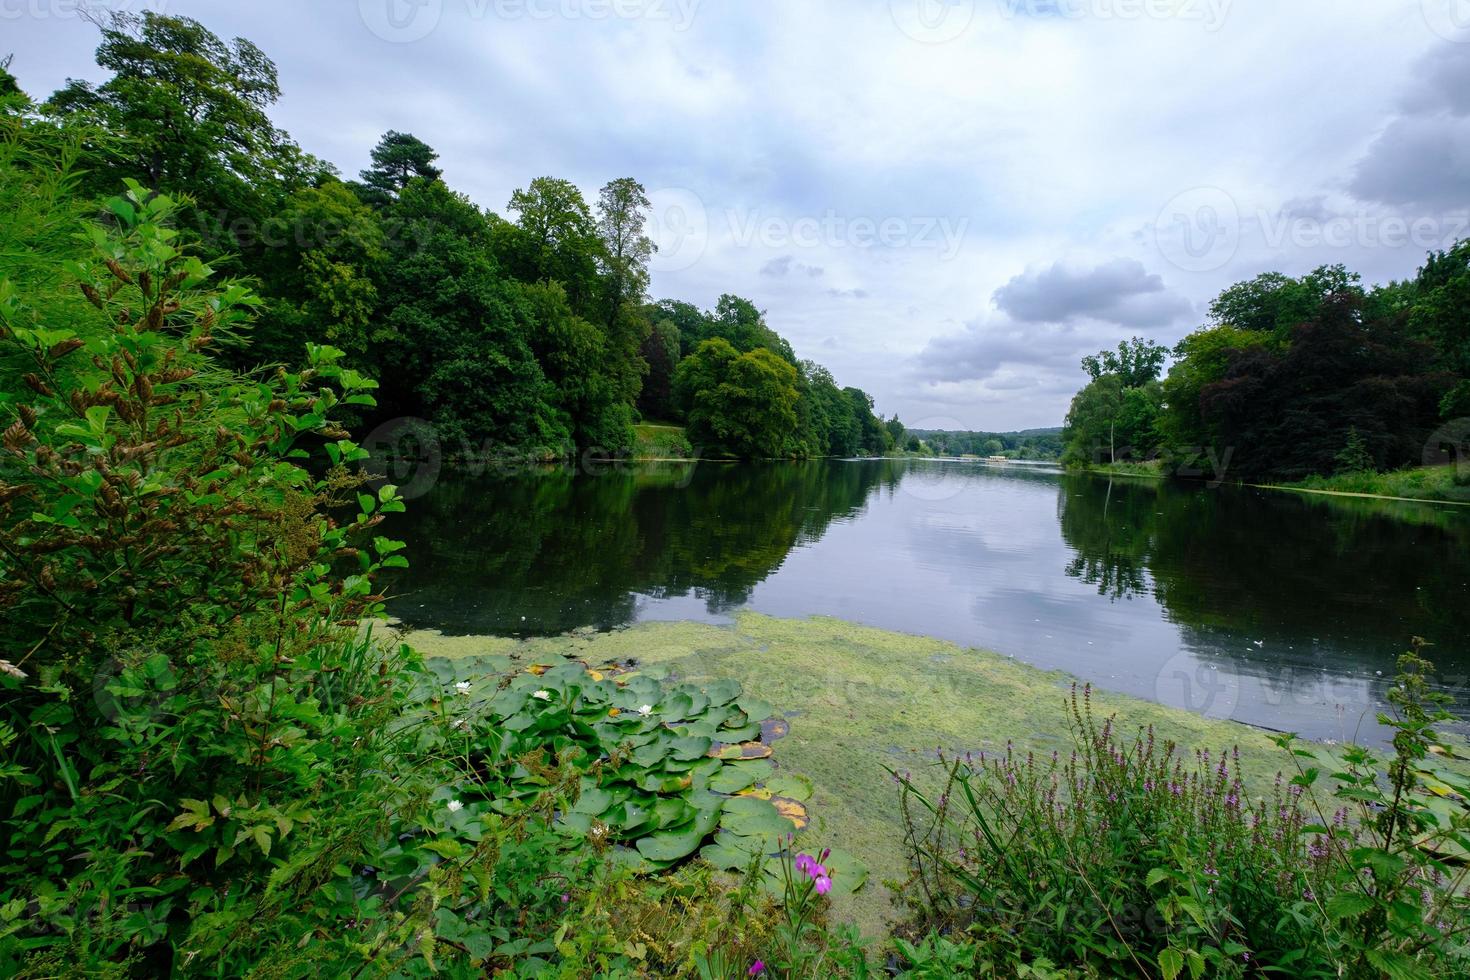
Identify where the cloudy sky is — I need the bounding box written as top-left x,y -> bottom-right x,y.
8,0 -> 1470,429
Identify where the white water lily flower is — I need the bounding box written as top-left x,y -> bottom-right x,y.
446,799 -> 464,813
454,681 -> 472,695
533,689 -> 551,701
637,704 -> 653,716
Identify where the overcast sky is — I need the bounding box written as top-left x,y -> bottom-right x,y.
8,0 -> 1470,430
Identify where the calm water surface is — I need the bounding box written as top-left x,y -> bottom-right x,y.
385,459 -> 1470,744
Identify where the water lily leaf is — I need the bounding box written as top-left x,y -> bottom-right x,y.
669,736 -> 713,762
660,691 -> 695,721
711,742 -> 773,761
700,841 -> 758,872
708,766 -> 758,795
668,719 -> 719,739
818,847 -> 869,893
637,825 -> 703,862
572,787 -> 614,814
632,743 -> 668,768
728,758 -> 774,781
703,679 -> 742,707
764,774 -> 813,802
652,797 -> 693,829
611,800 -> 654,835
717,723 -> 761,743
760,718 -> 790,742
736,697 -> 775,724
770,797 -> 809,831
719,796 -> 796,837
558,811 -> 593,836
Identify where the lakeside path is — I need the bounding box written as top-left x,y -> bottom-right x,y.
393,613 -> 1470,937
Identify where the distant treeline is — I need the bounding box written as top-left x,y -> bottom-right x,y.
910,428 -> 1064,460
1061,258 -> 1470,483
4,12 -> 903,462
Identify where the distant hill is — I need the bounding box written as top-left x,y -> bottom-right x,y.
908,427 -> 1064,460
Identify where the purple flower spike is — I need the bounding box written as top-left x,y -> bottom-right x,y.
814,875 -> 832,895
749,960 -> 765,976
794,853 -> 815,876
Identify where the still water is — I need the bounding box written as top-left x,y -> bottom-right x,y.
385,459 -> 1470,744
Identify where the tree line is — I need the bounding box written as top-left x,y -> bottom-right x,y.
1062,257 -> 1470,483
4,12 -> 904,461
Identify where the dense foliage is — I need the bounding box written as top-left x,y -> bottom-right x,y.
18,11 -> 899,463
1062,259 -> 1470,487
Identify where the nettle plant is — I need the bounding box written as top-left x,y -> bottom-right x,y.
0,182 -> 418,972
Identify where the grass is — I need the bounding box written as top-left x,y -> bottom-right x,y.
392,613 -> 1380,938
1074,459 -> 1166,479
632,422 -> 694,460
1271,464 -> 1470,505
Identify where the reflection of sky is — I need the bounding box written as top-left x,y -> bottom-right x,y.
627,461 -> 1466,746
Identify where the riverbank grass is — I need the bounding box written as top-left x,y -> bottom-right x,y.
397,613 -> 1361,937
633,422 -> 695,459
1272,463 -> 1470,504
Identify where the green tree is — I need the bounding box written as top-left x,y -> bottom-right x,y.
357,130 -> 442,202
246,180 -> 387,367
505,176 -> 603,316
46,12 -> 325,238
596,177 -> 654,322
1080,336 -> 1169,388
675,339 -> 800,458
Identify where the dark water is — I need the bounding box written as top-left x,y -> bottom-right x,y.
384,459 -> 1470,744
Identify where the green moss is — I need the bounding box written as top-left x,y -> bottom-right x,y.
417,614 -> 1336,938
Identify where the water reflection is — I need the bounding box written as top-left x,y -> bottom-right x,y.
386,459 -> 1470,742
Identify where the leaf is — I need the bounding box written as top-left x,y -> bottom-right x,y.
1326,892 -> 1374,919
711,742 -> 773,761
708,766 -> 758,795
635,820 -> 707,862
703,679 -> 742,706
1158,947 -> 1184,980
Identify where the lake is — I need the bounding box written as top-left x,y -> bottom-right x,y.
384,458 -> 1470,744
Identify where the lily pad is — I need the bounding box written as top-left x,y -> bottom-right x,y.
703,678 -> 742,707
711,742 -> 774,761
760,718 -> 790,742
764,773 -> 814,802
708,766 -> 758,795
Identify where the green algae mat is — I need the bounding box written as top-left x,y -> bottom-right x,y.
392,614 -> 1413,936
